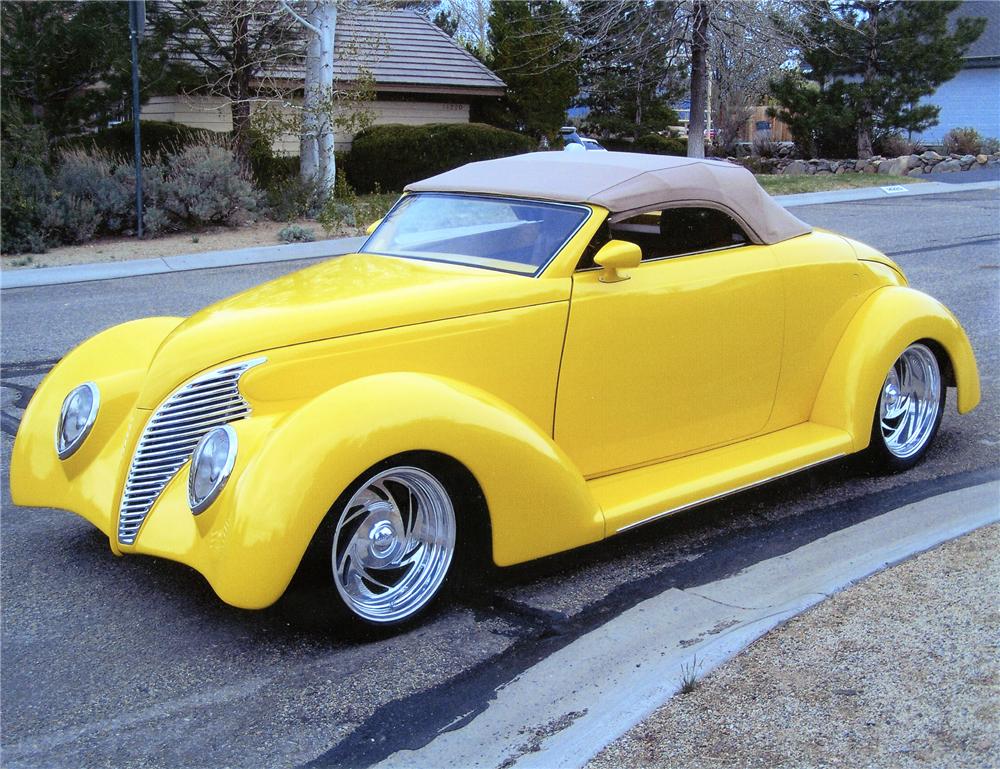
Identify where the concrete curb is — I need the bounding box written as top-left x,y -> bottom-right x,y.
370,479 -> 1000,769
2,180 -> 997,290
774,179 -> 999,208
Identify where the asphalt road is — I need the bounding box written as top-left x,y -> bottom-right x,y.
1,189 -> 998,769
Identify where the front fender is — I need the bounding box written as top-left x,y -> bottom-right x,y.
811,286 -> 980,451
136,373 -> 602,609
10,317 -> 184,539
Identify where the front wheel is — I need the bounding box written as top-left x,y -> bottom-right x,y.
866,342 -> 945,472
326,463 -> 458,628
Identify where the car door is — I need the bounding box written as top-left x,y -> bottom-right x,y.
554,207 -> 785,478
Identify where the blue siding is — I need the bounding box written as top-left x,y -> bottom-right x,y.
911,66 -> 1000,144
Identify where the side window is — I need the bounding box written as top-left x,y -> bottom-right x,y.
609,207 -> 750,261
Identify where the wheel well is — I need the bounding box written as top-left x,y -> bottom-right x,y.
402,450 -> 494,567
919,338 -> 956,388
290,450 -> 494,593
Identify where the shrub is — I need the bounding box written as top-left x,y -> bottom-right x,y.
160,145 -> 259,226
1,159 -> 53,254
277,224 -> 316,243
347,122 -> 534,193
634,134 -> 688,156
53,149 -> 136,234
942,127 -> 984,155
318,169 -> 397,235
61,121 -> 217,160
876,133 -> 925,157
980,136 -> 1000,155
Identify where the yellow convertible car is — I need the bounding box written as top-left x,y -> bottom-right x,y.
10,152 -> 980,629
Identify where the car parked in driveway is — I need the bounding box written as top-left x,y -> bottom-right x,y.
10,152 -> 980,631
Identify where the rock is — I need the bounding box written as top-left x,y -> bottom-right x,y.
783,159 -> 809,175
906,154 -> 923,171
920,150 -> 943,163
976,154 -> 988,164
960,154 -> 976,169
835,165 -> 847,175
862,162 -> 878,174
878,156 -> 909,175
815,169 -> 833,175
907,168 -> 925,178
931,159 -> 962,173
813,160 -> 832,172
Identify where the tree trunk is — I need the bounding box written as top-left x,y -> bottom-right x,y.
316,1 -> 337,193
300,17 -> 320,183
230,2 -> 253,172
856,1 -> 878,160
687,0 -> 710,158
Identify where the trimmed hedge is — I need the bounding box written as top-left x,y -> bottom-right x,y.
634,133 -> 688,156
61,120 -> 216,160
347,122 -> 535,193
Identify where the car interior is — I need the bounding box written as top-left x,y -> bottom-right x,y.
578,207 -> 751,269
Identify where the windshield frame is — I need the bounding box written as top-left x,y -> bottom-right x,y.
360,192 -> 594,278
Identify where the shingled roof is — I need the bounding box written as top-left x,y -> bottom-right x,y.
161,5 -> 505,97
335,10 -> 505,95
953,0 -> 1000,64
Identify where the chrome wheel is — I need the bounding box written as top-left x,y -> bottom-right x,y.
331,466 -> 456,624
879,343 -> 942,460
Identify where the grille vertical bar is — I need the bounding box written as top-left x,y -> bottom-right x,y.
117,358 -> 264,545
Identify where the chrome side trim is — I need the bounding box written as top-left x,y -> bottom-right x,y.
116,358 -> 265,545
615,454 -> 847,534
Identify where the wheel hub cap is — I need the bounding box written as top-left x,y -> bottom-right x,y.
879,344 -> 941,459
331,466 -> 456,623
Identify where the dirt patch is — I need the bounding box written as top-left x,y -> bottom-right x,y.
588,524 -> 1000,769
1,218 -> 355,271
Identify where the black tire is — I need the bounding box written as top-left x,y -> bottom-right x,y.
865,342 -> 946,473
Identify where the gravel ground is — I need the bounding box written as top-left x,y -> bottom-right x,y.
588,524 -> 1000,769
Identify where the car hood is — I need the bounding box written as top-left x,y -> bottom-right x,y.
138,252 -> 568,409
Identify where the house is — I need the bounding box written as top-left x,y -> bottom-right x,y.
910,0 -> 1000,146
142,9 -> 506,152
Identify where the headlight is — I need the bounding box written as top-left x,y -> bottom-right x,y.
55,382 -> 100,460
188,425 -> 237,515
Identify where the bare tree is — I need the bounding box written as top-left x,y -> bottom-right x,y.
158,0 -> 303,167
710,2 -> 797,152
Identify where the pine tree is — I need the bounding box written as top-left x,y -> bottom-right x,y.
575,0 -> 683,141
770,0 -> 986,158
477,1 -> 579,138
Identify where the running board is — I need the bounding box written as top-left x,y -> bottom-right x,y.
589,423 -> 854,535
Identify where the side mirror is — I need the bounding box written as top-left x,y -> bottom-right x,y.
365,218 -> 383,236
594,240 -> 642,283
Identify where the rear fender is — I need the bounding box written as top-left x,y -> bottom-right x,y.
811,287 -> 980,451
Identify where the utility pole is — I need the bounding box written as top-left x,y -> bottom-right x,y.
129,0 -> 145,237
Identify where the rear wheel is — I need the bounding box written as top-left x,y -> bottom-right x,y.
866,342 -> 945,472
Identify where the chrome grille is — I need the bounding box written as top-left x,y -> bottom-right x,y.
117,358 -> 264,545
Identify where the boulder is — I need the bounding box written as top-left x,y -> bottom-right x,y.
782,159 -> 810,175
976,154 -> 988,164
930,159 -> 962,173
920,150 -> 943,163
960,154 -> 977,169
906,168 -> 925,178
878,156 -> 908,175
906,154 -> 923,171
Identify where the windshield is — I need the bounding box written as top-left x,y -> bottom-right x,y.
362,193 -> 591,276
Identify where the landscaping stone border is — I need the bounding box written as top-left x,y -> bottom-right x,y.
748,151 -> 1000,176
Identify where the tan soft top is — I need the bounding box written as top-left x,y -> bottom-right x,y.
405,151 -> 811,245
